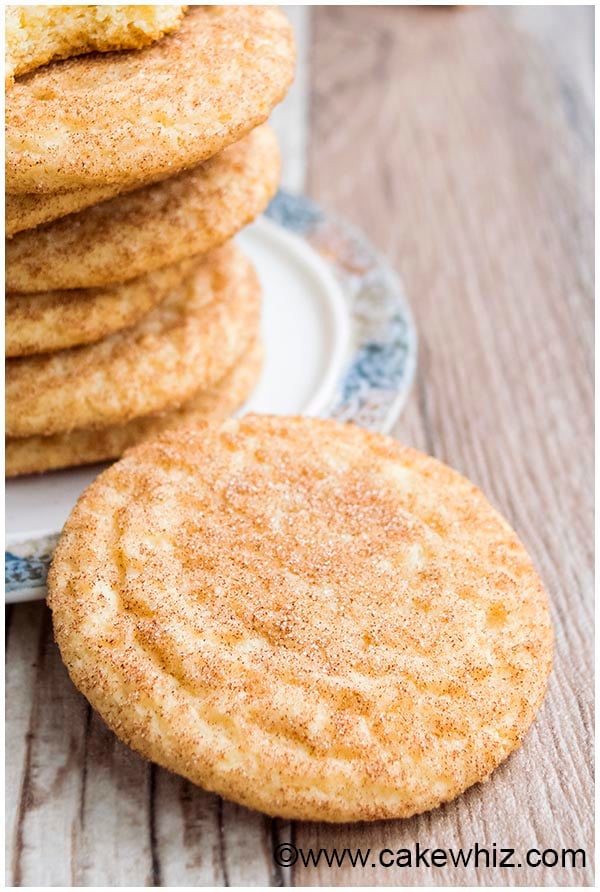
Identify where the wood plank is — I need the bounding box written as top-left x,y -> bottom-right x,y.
300,5 -> 593,886
508,5 -> 594,109
5,603 -> 45,886
73,712 -> 154,886
6,604 -> 89,885
152,773 -> 280,886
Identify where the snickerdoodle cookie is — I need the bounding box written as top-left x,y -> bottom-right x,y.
6,244 -> 260,438
6,255 -> 203,356
6,340 -> 262,476
6,126 -> 279,292
6,180 -> 134,238
48,415 -> 553,822
6,6 -> 294,193
6,5 -> 186,82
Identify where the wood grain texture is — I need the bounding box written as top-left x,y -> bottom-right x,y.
297,5 -> 593,887
5,6 -> 593,887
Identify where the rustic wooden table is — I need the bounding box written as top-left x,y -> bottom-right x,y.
6,6 -> 594,887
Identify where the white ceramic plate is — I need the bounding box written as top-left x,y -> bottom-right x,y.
6,191 -> 417,603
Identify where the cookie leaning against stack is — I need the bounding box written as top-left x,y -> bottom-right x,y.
5,6 -> 296,475
48,415 -> 554,822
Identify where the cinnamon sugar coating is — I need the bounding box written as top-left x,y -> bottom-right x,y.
6,126 -> 279,292
6,244 -> 260,438
6,255 -> 204,356
6,6 -> 295,193
7,179 -> 148,238
6,339 -> 262,476
48,416 -> 553,822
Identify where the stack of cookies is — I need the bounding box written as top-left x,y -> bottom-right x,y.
5,6 -> 295,476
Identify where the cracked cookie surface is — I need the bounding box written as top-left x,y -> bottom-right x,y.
6,244 -> 260,438
48,415 -> 553,822
6,339 -> 262,476
6,5 -> 186,82
6,126 -> 279,292
6,6 -> 294,193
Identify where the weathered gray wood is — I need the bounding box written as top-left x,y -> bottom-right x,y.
6,604 -> 88,886
296,5 -> 593,886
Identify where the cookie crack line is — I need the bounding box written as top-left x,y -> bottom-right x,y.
48,416 -> 553,822
6,244 -> 261,438
6,6 -> 296,193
